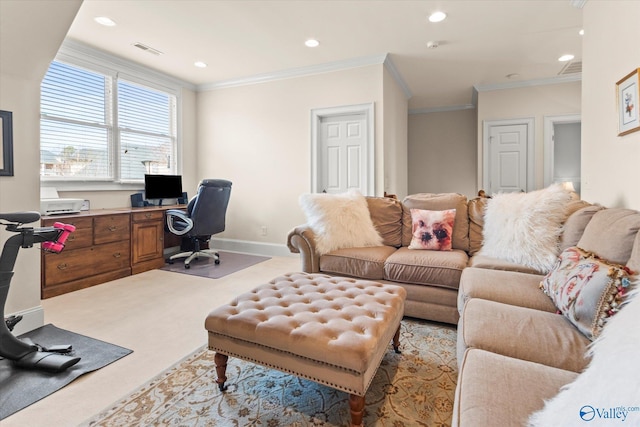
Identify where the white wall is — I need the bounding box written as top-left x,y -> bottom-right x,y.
408,109 -> 477,199
0,0 -> 82,329
382,67 -> 409,199
196,65 -> 386,250
581,1 -> 640,209
477,81 -> 581,191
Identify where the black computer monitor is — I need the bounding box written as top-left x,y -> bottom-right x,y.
144,174 -> 183,204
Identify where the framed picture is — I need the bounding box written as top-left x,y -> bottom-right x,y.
0,110 -> 14,176
616,68 -> 640,136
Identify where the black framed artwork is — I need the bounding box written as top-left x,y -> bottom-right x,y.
0,110 -> 14,176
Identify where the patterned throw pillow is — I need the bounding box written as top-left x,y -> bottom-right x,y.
408,209 -> 456,251
540,246 -> 634,340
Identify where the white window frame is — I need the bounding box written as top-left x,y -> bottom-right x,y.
41,40 -> 186,191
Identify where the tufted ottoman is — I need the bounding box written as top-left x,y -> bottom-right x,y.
205,272 -> 406,427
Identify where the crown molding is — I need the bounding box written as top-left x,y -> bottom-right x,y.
474,73 -> 582,92
198,54 -> 389,92
383,55 -> 413,100
409,104 -> 476,115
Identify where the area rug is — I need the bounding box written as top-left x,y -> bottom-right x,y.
0,324 -> 132,420
82,318 -> 457,427
160,251 -> 271,279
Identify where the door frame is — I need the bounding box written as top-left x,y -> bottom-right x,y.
543,114 -> 581,187
482,118 -> 535,193
310,103 -> 375,195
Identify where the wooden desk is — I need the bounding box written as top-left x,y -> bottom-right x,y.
41,205 -> 185,298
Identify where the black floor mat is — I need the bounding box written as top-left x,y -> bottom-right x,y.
0,324 -> 132,420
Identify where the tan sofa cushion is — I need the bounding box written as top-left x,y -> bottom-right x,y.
320,246 -> 397,280
458,298 -> 590,372
559,204 -> 604,251
453,348 -> 578,427
467,196 -> 489,256
384,247 -> 468,290
468,254 -> 544,274
577,208 -> 640,265
402,193 -> 470,251
366,196 -> 404,247
457,267 -> 555,314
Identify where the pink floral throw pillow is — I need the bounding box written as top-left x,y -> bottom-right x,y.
408,209 -> 456,251
540,246 -> 634,340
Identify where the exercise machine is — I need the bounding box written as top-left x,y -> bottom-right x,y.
0,211 -> 80,372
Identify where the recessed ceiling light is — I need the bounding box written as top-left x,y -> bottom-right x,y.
194,61 -> 207,68
428,11 -> 447,23
305,39 -> 320,48
94,16 -> 116,27
558,54 -> 575,62
579,29 -> 584,36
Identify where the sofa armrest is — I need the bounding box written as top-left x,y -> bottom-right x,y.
287,225 -> 320,273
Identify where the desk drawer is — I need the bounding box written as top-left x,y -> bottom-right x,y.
44,240 -> 130,286
94,214 -> 130,244
42,216 -> 93,229
43,217 -> 93,250
132,210 -> 165,222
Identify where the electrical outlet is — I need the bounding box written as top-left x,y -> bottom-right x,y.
260,226 -> 268,236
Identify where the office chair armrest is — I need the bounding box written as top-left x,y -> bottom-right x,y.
166,209 -> 193,236
286,225 -> 320,273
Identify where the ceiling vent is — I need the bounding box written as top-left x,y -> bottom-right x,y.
559,61 -> 582,75
132,42 -> 163,56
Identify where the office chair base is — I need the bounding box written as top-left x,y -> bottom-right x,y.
167,249 -> 220,269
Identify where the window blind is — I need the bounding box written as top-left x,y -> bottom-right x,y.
40,60 -> 177,182
41,61 -> 111,179
118,80 -> 176,180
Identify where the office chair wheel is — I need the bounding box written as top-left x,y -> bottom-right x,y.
166,258 -> 174,264
215,259 -> 220,265
185,264 -> 191,269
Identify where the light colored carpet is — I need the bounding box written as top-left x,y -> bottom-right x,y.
81,318 -> 457,427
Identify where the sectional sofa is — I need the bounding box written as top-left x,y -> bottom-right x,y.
287,187 -> 640,426
287,188 -> 589,324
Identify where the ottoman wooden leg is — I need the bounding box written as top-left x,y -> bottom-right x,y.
349,394 -> 365,427
214,352 -> 228,392
392,324 -> 401,354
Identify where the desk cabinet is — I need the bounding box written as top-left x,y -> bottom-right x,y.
41,212 -> 131,298
131,210 -> 165,274
41,206 -> 182,298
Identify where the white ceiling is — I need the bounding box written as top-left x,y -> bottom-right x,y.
65,0 -> 584,110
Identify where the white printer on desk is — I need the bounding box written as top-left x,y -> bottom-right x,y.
40,188 -> 84,215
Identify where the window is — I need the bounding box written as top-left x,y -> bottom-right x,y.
40,58 -> 178,185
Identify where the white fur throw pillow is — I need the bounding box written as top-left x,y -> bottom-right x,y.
528,284 -> 640,426
299,190 -> 383,255
479,184 -> 573,273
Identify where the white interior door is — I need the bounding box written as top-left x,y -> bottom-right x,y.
483,119 -> 534,195
311,103 -> 374,195
319,114 -> 367,194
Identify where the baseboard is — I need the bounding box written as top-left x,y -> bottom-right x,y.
210,238 -> 296,258
7,305 -> 44,335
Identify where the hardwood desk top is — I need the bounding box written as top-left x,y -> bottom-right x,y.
41,204 -> 187,221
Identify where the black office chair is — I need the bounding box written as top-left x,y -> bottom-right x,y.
166,179 -> 232,268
